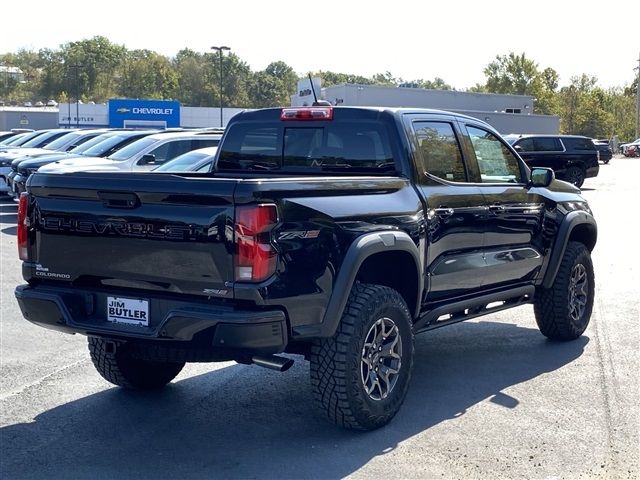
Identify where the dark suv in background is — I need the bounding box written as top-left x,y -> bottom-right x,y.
504,134 -> 599,187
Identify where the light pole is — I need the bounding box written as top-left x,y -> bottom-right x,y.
69,63 -> 83,128
211,46 -> 230,128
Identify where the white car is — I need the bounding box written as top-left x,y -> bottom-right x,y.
39,131 -> 223,173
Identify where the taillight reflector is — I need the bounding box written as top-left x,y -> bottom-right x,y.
17,193 -> 29,261
235,204 -> 278,282
280,107 -> 333,121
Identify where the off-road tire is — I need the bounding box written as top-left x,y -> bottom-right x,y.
564,166 -> 586,188
310,283 -> 414,430
88,337 -> 185,390
534,241 -> 594,340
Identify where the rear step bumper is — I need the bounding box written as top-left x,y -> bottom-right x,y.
15,284 -> 288,354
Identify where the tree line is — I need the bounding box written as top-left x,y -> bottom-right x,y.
0,38 -> 637,140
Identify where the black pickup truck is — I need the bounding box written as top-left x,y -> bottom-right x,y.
15,106 -> 597,430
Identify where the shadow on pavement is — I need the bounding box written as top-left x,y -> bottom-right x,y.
1,201 -> 18,235
0,321 -> 589,479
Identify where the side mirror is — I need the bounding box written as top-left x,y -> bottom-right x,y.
138,153 -> 156,165
513,145 -> 523,152
529,167 -> 555,187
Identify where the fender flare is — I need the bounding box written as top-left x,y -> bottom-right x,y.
541,210 -> 597,289
315,231 -> 423,338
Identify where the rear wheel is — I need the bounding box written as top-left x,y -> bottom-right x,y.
564,166 -> 585,188
310,283 -> 414,430
88,337 -> 185,390
534,242 -> 594,340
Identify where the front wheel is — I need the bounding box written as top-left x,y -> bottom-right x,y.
310,283 -> 415,430
534,242 -> 594,340
88,337 -> 185,390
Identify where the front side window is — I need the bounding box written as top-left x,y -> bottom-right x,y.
515,138 -> 534,151
466,125 -> 522,184
533,137 -> 563,151
413,121 -> 466,182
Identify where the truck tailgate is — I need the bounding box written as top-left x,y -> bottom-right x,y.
25,172 -> 238,299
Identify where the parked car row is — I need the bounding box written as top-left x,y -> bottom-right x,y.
0,127 -> 223,199
0,125 -> 630,199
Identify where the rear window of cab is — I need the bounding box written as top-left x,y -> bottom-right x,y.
217,121 -> 396,173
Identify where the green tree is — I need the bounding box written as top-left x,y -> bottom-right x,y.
558,75 -> 613,137
61,36 -> 126,102
482,52 -> 559,115
117,50 -> 178,100
310,71 -> 374,87
173,49 -> 210,106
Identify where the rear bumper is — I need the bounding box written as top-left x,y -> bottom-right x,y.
586,164 -> 599,179
15,284 -> 288,355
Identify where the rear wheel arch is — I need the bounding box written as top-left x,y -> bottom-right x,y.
356,250 -> 420,321
320,231 -> 423,337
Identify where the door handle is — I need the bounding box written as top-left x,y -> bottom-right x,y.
489,204 -> 505,212
434,207 -> 454,217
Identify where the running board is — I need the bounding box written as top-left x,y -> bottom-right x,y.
414,285 -> 535,333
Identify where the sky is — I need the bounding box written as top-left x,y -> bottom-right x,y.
1,0 -> 638,90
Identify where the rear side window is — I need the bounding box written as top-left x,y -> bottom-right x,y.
466,125 -> 523,183
562,137 -> 595,150
413,121 -> 466,182
217,122 -> 395,172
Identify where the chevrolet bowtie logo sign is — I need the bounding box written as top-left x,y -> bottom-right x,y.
116,107 -> 131,113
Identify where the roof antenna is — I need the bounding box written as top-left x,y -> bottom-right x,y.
309,74 -> 331,107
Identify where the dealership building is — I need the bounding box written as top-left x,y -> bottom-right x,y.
292,80 -> 559,134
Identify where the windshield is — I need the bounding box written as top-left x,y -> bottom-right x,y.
1,133 -> 27,145
68,133 -> 113,154
22,130 -> 68,148
80,133 -> 146,157
43,132 -> 82,151
107,137 -> 157,161
7,130 -> 48,147
153,151 -> 209,171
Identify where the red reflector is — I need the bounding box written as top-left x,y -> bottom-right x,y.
280,107 -> 333,121
235,204 -> 278,282
17,193 -> 29,261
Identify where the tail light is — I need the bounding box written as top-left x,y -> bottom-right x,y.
280,107 -> 333,121
17,192 -> 29,261
235,204 -> 278,282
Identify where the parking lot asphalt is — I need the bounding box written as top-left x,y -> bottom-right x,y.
0,158 -> 638,479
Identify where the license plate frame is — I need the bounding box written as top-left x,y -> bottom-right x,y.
106,296 -> 149,326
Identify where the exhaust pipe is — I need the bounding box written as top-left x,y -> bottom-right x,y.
250,355 -> 294,372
